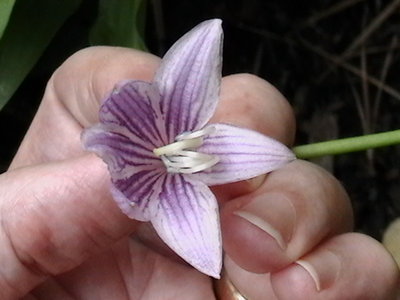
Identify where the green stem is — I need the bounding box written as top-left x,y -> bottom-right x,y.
293,129 -> 400,159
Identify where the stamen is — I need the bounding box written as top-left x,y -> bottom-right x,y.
153,137 -> 203,156
153,127 -> 219,174
175,126 -> 216,141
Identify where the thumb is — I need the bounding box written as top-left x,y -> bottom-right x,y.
0,154 -> 136,299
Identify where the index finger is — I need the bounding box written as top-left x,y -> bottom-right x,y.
10,47 -> 161,169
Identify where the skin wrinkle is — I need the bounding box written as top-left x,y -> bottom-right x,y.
30,277 -> 77,300
1,159 -> 131,298
126,240 -> 157,299
0,224 -> 32,299
1,217 -> 50,299
22,294 -> 40,300
79,214 -> 118,253
3,185 -> 62,278
30,81 -> 82,166
110,244 -> 131,300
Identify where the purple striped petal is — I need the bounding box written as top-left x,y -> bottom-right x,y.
154,19 -> 223,141
99,80 -> 167,148
110,171 -> 165,221
151,174 -> 222,278
82,124 -> 165,221
190,123 -> 296,185
82,124 -> 162,175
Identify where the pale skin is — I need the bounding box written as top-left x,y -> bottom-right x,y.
0,47 -> 398,299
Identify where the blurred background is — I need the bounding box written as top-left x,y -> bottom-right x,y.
0,0 -> 399,242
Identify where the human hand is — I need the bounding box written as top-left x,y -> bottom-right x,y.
0,47 -> 397,299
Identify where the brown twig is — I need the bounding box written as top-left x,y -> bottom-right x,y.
238,22 -> 400,102
300,0 -> 365,27
300,38 -> 400,102
372,36 -> 398,129
342,0 -> 400,56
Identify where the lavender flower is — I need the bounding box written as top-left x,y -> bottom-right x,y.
82,19 -> 295,278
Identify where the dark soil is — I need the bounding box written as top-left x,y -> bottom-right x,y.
1,0 -> 400,240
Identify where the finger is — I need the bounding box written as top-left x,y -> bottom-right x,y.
221,159 -> 353,273
217,256 -> 278,299
50,46 -> 160,127
271,233 -> 399,299
210,73 -> 296,201
0,154 -> 137,299
11,47 -> 161,169
212,73 -> 295,145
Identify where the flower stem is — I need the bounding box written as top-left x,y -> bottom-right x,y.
293,129 -> 400,159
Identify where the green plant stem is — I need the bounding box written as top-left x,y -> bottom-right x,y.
293,129 -> 400,159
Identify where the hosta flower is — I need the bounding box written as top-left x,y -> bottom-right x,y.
82,19 -> 295,278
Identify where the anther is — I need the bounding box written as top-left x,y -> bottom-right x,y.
153,127 -> 219,174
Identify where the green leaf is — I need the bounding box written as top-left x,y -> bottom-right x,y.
0,0 -> 82,110
0,0 -> 16,40
90,0 -> 147,51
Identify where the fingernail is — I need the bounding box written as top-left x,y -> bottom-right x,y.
295,250 -> 341,291
233,193 -> 296,250
244,174 -> 266,190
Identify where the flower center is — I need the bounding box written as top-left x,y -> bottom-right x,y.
153,127 -> 219,174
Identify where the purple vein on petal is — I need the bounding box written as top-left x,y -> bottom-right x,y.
154,19 -> 223,140
151,174 -> 222,278
100,81 -> 167,147
165,27 -> 212,137
117,90 -> 159,142
82,127 -> 159,180
102,101 -> 158,148
121,84 -> 166,144
191,123 -> 296,185
83,124 -> 157,160
114,169 -> 164,206
111,171 -> 166,221
95,132 -> 155,161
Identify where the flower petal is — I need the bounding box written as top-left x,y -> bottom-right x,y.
99,80 -> 168,148
151,174 -> 222,278
82,124 -> 165,221
191,123 -> 296,185
110,171 -> 165,221
154,19 -> 223,141
82,124 -> 161,175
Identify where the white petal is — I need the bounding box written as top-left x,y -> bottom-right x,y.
151,174 -> 222,278
154,19 -> 223,141
191,123 -> 296,185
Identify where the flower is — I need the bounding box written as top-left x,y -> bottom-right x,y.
82,19 -> 295,278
